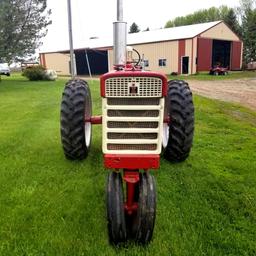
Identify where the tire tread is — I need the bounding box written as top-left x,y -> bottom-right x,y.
163,80 -> 194,162
60,79 -> 91,160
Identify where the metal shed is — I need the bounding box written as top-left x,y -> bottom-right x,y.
40,20 -> 242,75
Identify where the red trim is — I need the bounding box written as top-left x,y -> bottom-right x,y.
39,53 -> 46,68
104,154 -> 160,169
164,116 -> 170,123
178,40 -> 186,74
89,116 -> 102,124
39,54 -> 42,65
123,170 -> 140,215
100,71 -> 168,97
191,38 -> 194,74
42,53 -> 46,68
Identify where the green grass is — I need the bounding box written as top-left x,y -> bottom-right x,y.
0,75 -> 256,255
168,70 -> 256,81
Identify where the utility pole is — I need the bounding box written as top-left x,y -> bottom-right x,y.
67,0 -> 76,78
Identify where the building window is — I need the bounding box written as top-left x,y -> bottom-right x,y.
144,60 -> 149,67
159,59 -> 166,67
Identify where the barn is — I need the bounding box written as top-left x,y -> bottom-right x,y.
39,20 -> 242,76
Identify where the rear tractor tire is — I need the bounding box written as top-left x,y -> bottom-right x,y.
163,80 -> 194,162
60,79 -> 92,160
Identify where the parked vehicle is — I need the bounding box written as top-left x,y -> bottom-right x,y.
209,65 -> 228,75
0,63 -> 10,76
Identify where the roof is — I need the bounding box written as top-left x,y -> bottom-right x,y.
40,21 -> 222,53
128,20 -> 221,45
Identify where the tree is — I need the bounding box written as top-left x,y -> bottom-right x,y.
238,0 -> 256,63
165,7 -> 221,28
223,8 -> 241,36
0,0 -> 51,63
165,6 -> 241,36
129,22 -> 140,33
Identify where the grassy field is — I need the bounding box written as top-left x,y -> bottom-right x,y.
0,75 -> 255,255
168,70 -> 256,81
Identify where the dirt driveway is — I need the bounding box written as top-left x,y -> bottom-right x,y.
188,78 -> 256,111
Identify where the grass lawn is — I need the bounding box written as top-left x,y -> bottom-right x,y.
168,70 -> 256,81
0,75 -> 255,255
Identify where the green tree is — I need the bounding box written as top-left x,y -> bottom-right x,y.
165,6 -> 241,36
0,0 -> 51,63
165,7 -> 221,27
239,0 -> 256,62
223,8 -> 241,36
129,22 -> 140,33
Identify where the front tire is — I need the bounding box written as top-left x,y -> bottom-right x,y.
60,79 -> 92,160
133,173 -> 156,244
106,172 -> 127,245
163,80 -> 194,162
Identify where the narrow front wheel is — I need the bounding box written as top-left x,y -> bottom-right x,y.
133,173 -> 156,244
106,172 -> 127,245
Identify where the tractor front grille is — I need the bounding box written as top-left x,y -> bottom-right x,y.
107,133 -> 158,140
107,121 -> 159,129
107,144 -> 157,151
102,76 -> 164,154
105,77 -> 162,97
107,98 -> 160,106
107,110 -> 159,117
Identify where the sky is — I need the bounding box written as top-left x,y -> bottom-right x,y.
40,0 -> 241,53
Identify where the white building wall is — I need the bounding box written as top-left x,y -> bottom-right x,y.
108,40 -> 179,74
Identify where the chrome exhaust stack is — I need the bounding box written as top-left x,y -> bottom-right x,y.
113,0 -> 127,68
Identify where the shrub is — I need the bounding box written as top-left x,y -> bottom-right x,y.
22,65 -> 48,81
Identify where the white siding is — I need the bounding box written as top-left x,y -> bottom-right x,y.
44,53 -> 70,75
108,41 -> 179,74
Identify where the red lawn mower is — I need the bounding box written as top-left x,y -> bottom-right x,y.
60,0 -> 194,245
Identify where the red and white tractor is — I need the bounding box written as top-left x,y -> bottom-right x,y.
60,0 -> 194,245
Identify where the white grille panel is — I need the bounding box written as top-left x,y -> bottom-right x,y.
102,97 -> 165,155
105,77 -> 162,97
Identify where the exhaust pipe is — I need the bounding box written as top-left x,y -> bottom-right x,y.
117,0 -> 123,21
113,0 -> 127,68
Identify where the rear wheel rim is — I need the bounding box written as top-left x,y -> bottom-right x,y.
162,123 -> 169,149
84,90 -> 92,149
84,122 -> 91,148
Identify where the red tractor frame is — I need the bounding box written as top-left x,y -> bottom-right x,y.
60,0 -> 194,245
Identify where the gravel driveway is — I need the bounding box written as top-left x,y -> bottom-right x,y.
188,78 -> 256,111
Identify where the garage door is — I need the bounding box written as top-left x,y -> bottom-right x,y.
231,41 -> 242,70
197,38 -> 212,72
